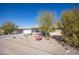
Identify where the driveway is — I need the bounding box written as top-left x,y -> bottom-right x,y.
0,34 -> 79,55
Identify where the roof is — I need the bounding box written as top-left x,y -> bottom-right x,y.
18,25 -> 39,30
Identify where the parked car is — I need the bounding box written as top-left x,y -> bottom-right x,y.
34,32 -> 43,41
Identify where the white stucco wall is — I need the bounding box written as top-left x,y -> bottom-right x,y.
23,29 -> 32,35
49,29 -> 61,36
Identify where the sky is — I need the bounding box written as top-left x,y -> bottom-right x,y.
0,3 -> 79,27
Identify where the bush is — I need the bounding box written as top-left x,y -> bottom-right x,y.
2,21 -> 17,34
60,9 -> 79,47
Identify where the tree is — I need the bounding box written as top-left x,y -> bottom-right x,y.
60,9 -> 79,47
37,10 -> 54,34
55,21 -> 61,29
2,21 -> 17,34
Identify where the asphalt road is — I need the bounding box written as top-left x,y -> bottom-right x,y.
0,34 -> 79,55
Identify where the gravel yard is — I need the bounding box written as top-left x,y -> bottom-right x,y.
0,34 -> 79,55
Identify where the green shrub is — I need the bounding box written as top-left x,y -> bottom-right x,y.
60,9 -> 79,47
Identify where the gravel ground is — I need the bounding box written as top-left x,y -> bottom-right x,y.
0,34 -> 79,55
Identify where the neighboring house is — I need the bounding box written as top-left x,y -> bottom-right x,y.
23,29 -> 32,35
49,25 -> 61,36
13,25 -> 62,36
49,30 -> 61,36
32,28 -> 39,35
18,26 -> 39,35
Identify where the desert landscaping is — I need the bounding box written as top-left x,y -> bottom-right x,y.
0,3 -> 79,55
0,32 -> 79,55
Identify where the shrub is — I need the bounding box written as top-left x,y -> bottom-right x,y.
60,9 -> 79,47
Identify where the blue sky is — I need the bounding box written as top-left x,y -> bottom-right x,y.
0,3 -> 78,27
